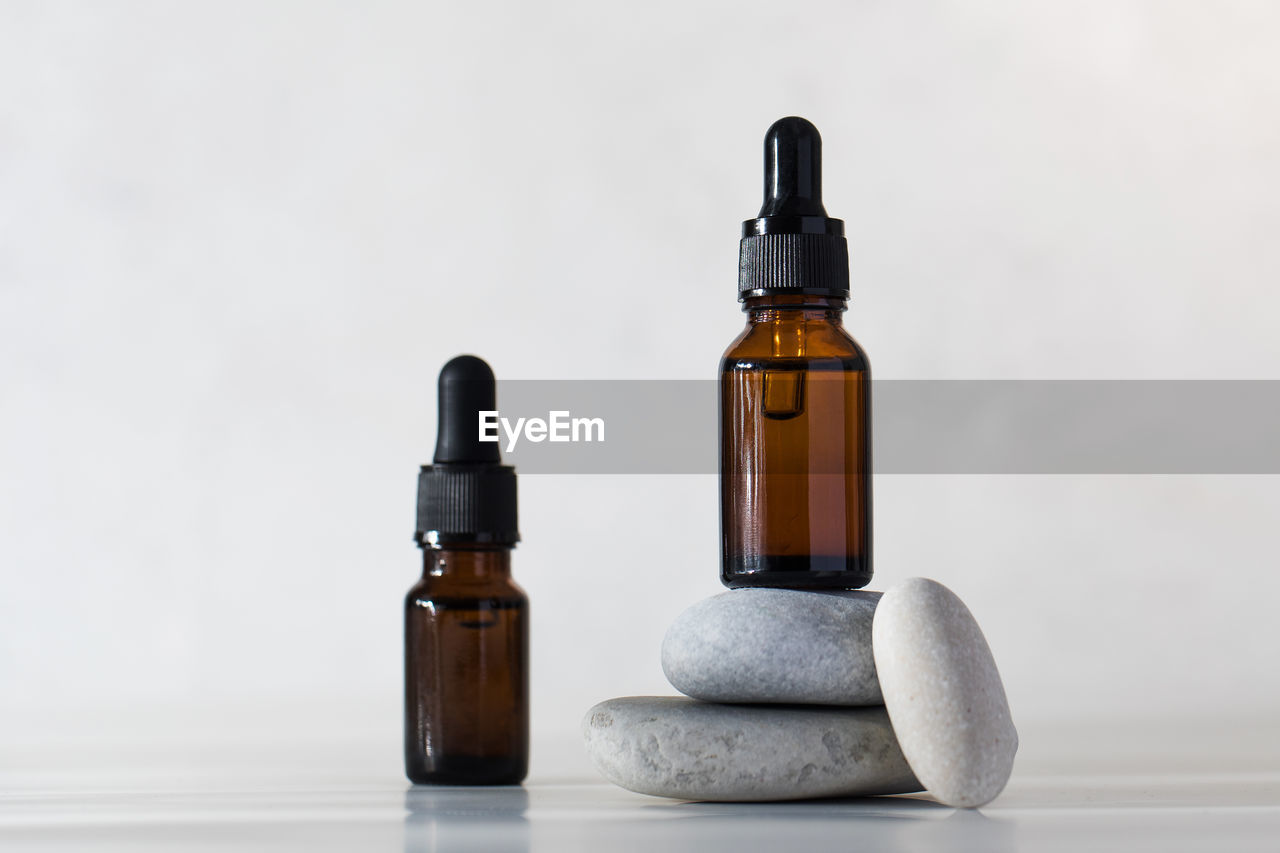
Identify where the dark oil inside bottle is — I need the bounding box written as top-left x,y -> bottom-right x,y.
404,550 -> 528,785
720,345 -> 872,589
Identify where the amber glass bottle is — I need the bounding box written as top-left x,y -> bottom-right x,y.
406,355 -> 528,785
405,543 -> 528,785
720,117 -> 872,590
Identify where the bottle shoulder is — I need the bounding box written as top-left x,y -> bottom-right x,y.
405,573 -> 528,607
721,320 -> 870,372
720,324 -> 753,360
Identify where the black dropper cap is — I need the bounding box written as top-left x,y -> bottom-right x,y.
415,355 -> 519,547
738,117 -> 850,300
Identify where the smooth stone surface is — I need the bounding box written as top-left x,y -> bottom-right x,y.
581,696 -> 921,801
661,589 -> 883,705
872,577 -> 1018,808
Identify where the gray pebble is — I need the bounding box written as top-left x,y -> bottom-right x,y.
661,588 -> 883,705
581,696 -> 921,801
872,577 -> 1018,808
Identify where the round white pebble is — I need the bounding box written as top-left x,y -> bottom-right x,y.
661,589 -> 883,705
581,696 -> 921,802
872,577 -> 1018,808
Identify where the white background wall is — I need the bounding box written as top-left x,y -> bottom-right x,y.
2,1 -> 1278,775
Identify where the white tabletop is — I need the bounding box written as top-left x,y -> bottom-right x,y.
3,732 -> 1278,852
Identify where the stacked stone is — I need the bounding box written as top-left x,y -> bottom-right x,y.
581,578 -> 1017,808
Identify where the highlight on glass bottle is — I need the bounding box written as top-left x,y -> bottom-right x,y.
720,117 -> 873,591
406,355 -> 529,785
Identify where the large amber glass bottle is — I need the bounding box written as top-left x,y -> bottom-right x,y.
720,117 -> 872,590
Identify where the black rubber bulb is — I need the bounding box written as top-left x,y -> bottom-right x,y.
433,354 -> 501,465
759,116 -> 829,218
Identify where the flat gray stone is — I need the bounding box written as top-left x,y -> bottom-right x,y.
661,589 -> 883,705
872,578 -> 1018,808
581,696 -> 921,801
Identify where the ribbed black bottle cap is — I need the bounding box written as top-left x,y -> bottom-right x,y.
415,355 -> 519,547
738,117 -> 850,301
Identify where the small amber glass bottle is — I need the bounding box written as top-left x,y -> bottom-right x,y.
405,543 -> 528,785
720,117 -> 873,590
405,355 -> 528,785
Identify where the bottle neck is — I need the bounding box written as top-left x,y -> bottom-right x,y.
743,294 -> 846,324
421,544 -> 512,580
